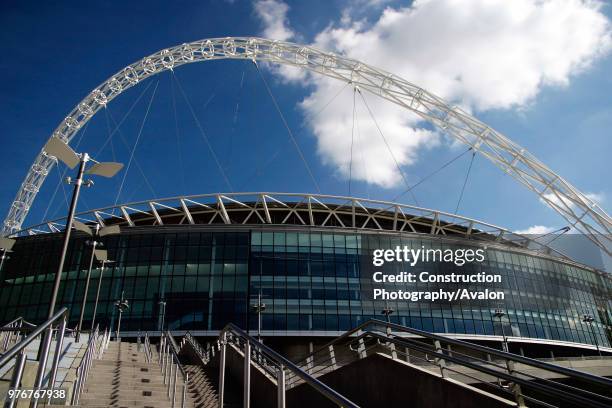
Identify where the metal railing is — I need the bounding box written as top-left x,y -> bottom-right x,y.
1,317 -> 37,353
0,308 -> 69,408
182,331 -> 211,364
143,332 -> 153,363
138,331 -> 154,363
157,330 -> 189,408
70,325 -> 109,405
287,319 -> 612,408
180,323 -> 359,408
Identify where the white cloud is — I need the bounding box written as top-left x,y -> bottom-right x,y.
256,0 -> 612,187
300,77 -> 439,186
253,0 -> 307,82
254,0 -> 294,41
515,225 -> 556,235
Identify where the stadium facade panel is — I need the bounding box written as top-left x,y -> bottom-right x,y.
1,197 -> 610,352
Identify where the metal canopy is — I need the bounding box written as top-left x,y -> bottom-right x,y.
11,192 -> 577,264
2,37 -> 610,255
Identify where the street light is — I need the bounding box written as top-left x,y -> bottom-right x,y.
90,256 -> 114,332
43,136 -> 123,321
0,236 -> 15,273
251,291 -> 266,342
494,309 -> 509,352
381,302 -> 394,324
74,221 -> 120,342
158,299 -> 167,332
582,314 -> 601,357
114,291 -> 129,341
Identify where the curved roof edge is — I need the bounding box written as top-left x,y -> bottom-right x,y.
15,192 -> 577,259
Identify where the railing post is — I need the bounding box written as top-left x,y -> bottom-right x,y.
161,338 -> 167,378
181,373 -> 188,408
506,359 -> 527,407
277,364 -> 286,408
164,344 -> 171,385
386,326 -> 397,359
32,326 -> 54,408
1,325 -> 10,351
243,339 -> 251,408
307,342 -> 314,374
218,332 -> 227,408
405,346 -> 411,363
168,363 -> 174,398
78,346 -> 91,398
49,316 -> 67,391
357,330 -> 367,359
172,362 -> 178,408
159,335 -> 164,364
71,366 -> 81,405
7,349 -> 27,408
328,345 -> 337,370
434,340 -> 447,378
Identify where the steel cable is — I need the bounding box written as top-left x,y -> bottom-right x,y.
112,80 -> 160,207
254,61 -> 321,193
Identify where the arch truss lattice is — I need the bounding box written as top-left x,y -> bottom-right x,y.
3,37 -> 610,255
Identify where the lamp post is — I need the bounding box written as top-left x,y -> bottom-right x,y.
381,302 -> 394,324
90,258 -> 114,332
158,299 -> 167,332
582,314 -> 601,357
74,222 -> 120,342
0,237 -> 15,273
42,137 -> 123,321
34,137 -> 122,363
494,309 -> 508,352
114,291 -> 129,341
251,291 -> 266,342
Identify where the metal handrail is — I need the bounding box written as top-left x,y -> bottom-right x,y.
0,317 -> 38,353
368,331 -> 610,408
182,331 -> 210,364
293,319 -> 612,387
178,326 -> 359,407
0,316 -> 37,329
157,331 -> 189,408
141,332 -> 153,363
70,325 -> 108,405
0,308 -> 69,408
219,323 -> 359,408
288,319 -> 612,408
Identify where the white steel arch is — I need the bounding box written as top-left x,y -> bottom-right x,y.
3,37 -> 611,255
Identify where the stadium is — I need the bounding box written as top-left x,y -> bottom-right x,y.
1,191 -> 611,358
1,37 -> 611,407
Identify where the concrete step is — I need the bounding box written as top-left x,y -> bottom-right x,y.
80,389 -> 176,398
79,398 -> 196,408
77,340 -> 198,408
83,382 -> 170,391
183,364 -> 219,407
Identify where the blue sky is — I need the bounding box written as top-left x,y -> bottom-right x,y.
0,0 -> 610,256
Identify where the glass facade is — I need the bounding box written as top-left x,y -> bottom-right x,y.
0,226 -> 610,349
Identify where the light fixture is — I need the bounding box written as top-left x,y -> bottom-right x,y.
40,136 -> 123,348
581,314 -> 601,357
90,258 -> 114,332
0,236 -> 15,272
493,309 -> 508,352
75,222 -> 120,342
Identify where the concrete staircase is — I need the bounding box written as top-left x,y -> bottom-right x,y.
183,364 -> 218,408
0,334 -> 89,406
79,341 -> 197,408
